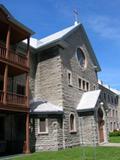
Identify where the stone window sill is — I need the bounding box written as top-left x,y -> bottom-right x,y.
70,130 -> 77,134
38,132 -> 48,135
68,84 -> 73,87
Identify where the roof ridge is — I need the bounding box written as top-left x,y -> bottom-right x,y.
23,23 -> 80,48
39,23 -> 79,41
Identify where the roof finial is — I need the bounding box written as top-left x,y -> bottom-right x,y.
73,9 -> 79,25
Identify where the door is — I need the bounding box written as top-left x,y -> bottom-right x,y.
98,108 -> 104,143
99,120 -> 104,143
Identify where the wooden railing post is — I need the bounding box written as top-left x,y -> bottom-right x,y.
3,25 -> 11,104
27,37 -> 30,68
3,65 -> 8,104
6,26 -> 11,59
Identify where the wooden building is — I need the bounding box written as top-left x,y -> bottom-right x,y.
0,4 -> 34,155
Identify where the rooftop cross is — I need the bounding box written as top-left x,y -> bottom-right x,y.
73,9 -> 79,25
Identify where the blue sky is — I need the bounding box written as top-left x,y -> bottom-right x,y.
1,0 -> 120,90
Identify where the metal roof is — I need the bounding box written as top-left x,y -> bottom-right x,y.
23,22 -> 101,71
30,98 -> 63,114
77,90 -> 101,112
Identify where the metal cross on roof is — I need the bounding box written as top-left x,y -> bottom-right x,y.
73,9 -> 79,23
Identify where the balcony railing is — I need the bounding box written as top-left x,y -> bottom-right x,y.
6,92 -> 27,106
0,45 -> 28,68
9,50 -> 28,67
0,45 -> 6,59
0,90 -> 27,106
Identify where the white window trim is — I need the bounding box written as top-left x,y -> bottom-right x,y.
69,113 -> 77,133
37,118 -> 48,135
67,70 -> 73,86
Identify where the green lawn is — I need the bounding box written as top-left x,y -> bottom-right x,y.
10,146 -> 120,160
109,136 -> 120,143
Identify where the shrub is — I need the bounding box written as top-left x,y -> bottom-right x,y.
109,130 -> 120,137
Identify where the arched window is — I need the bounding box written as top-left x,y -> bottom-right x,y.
69,113 -> 76,132
76,48 -> 86,68
114,122 -> 116,130
110,122 -> 112,131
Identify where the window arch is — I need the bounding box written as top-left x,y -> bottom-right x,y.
69,113 -> 76,132
76,48 -> 86,68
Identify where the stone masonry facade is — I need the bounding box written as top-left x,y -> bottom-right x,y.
17,23 -> 120,151
28,25 -> 107,151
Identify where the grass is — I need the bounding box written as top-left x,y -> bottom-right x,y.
109,136 -> 120,143
9,146 -> 120,160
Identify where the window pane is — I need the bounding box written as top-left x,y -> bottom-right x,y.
67,71 -> 72,86
17,84 -> 25,95
83,81 -> 85,90
68,73 -> 71,84
86,82 -> 89,91
77,48 -> 85,68
40,118 -> 46,132
70,114 -> 74,131
78,78 -> 81,89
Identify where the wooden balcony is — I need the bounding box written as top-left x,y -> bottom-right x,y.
6,92 -> 27,106
0,45 -> 28,70
0,90 -> 28,112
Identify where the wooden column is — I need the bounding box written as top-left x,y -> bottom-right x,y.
25,112 -> 30,154
24,37 -> 30,153
3,65 -> 8,104
26,73 -> 29,107
3,26 -> 11,104
23,36 -> 30,154
24,73 -> 30,153
6,26 -> 11,58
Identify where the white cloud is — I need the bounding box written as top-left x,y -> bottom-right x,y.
47,0 -> 73,18
86,15 -> 120,41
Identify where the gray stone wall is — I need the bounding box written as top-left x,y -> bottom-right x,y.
57,118 -> 64,149
59,28 -> 99,147
34,54 -> 63,106
79,115 -> 98,145
29,26 -> 101,151
99,84 -> 119,131
30,116 -> 63,151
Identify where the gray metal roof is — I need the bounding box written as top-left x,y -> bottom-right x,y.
30,99 -> 63,114
23,22 -> 101,71
77,90 -> 101,112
